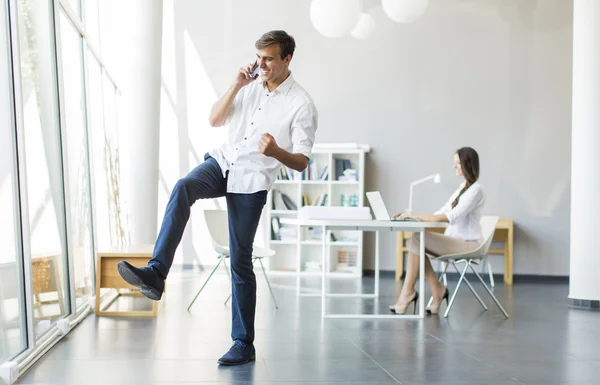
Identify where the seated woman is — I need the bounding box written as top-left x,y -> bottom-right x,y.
390,147 -> 485,315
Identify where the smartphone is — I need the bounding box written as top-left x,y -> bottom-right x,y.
250,61 -> 260,79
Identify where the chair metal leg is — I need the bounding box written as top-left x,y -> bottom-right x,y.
469,263 -> 509,318
481,253 -> 495,288
188,256 -> 224,311
222,258 -> 231,281
258,258 -> 278,310
487,259 -> 495,288
444,262 -> 469,318
428,260 -> 451,307
440,261 -> 448,286
452,261 -> 488,311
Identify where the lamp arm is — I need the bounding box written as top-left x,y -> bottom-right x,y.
407,174 -> 438,212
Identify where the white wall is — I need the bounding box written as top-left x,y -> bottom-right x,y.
159,0 -> 573,275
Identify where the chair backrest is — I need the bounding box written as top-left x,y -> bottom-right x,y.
478,216 -> 499,256
436,215 -> 499,261
203,210 -> 230,251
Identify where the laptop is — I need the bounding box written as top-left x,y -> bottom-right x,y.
366,191 -> 419,222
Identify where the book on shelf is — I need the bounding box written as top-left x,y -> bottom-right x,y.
296,159 -> 329,181
334,159 -> 353,180
272,190 -> 297,210
336,249 -> 357,272
271,216 -> 298,241
302,193 -> 328,207
277,165 -> 297,180
271,217 -> 281,240
319,165 -> 329,181
279,227 -> 297,241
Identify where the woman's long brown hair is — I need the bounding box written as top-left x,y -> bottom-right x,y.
452,147 -> 480,209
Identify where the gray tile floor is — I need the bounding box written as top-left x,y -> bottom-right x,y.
16,269 -> 600,385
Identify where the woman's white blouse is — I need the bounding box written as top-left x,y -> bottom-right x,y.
434,182 -> 485,241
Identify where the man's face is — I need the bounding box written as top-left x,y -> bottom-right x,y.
256,44 -> 291,82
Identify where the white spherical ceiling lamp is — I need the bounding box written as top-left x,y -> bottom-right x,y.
382,0 -> 429,23
310,0 -> 362,38
351,13 -> 376,40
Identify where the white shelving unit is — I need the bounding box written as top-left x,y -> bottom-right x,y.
262,144 -> 370,278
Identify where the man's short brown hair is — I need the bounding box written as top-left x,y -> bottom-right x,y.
255,30 -> 296,60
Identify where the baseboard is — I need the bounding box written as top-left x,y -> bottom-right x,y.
363,270 -> 569,283
568,298 -> 600,310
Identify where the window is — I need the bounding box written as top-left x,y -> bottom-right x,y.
59,11 -> 94,309
0,0 -> 27,362
15,0 -> 69,337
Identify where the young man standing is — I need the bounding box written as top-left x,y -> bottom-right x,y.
117,30 -> 318,365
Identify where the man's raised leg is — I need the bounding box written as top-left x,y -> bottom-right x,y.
118,156 -> 226,300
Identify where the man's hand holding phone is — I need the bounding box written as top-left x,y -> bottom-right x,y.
235,61 -> 259,88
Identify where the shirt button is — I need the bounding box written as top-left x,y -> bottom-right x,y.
251,122 -> 254,125
266,94 -> 269,96
259,108 -> 261,110
236,148 -> 238,150
231,162 -> 234,165
244,137 -> 247,140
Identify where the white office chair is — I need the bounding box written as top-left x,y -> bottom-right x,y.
429,216 -> 509,318
187,209 -> 278,311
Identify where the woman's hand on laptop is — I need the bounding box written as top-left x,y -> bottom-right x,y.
393,212 -> 417,219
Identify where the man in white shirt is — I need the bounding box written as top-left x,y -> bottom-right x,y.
117,30 -> 317,366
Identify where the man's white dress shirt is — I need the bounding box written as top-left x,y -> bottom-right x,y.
209,73 -> 318,194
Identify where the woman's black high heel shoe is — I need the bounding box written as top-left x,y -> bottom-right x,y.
389,291 -> 419,315
426,288 -> 449,314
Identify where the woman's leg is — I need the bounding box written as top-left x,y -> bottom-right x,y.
396,232 -> 478,306
395,250 -> 444,305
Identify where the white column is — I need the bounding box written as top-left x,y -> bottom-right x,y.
569,0 -> 600,308
119,0 -> 163,244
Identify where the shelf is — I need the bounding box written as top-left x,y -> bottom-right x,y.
271,210 -> 297,215
301,240 -> 322,245
299,240 -> 359,247
269,240 -> 297,245
277,180 -> 357,185
266,270 -> 360,278
266,144 -> 367,279
329,241 -> 359,247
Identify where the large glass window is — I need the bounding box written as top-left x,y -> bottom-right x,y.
59,11 -> 94,309
0,1 -> 27,362
15,0 -> 69,337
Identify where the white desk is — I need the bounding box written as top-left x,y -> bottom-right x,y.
280,218 -> 447,319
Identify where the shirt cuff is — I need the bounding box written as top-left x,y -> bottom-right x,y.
293,145 -> 312,160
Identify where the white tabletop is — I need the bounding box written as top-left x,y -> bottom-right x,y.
280,218 -> 447,232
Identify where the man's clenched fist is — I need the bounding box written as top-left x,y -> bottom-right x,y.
258,133 -> 279,157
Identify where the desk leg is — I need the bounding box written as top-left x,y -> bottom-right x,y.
321,225 -> 327,318
375,231 -> 380,298
505,225 -> 514,285
296,241 -> 301,296
419,231 -> 425,318
95,257 -> 101,315
396,232 -> 404,281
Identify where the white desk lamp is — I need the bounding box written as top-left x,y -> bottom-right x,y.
408,173 -> 441,212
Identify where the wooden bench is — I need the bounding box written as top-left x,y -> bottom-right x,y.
95,244 -> 164,317
395,218 -> 514,285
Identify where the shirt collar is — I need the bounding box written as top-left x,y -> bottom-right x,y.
262,72 -> 294,95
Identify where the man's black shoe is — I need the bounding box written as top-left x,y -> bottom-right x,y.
117,261 -> 164,301
217,340 -> 256,366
